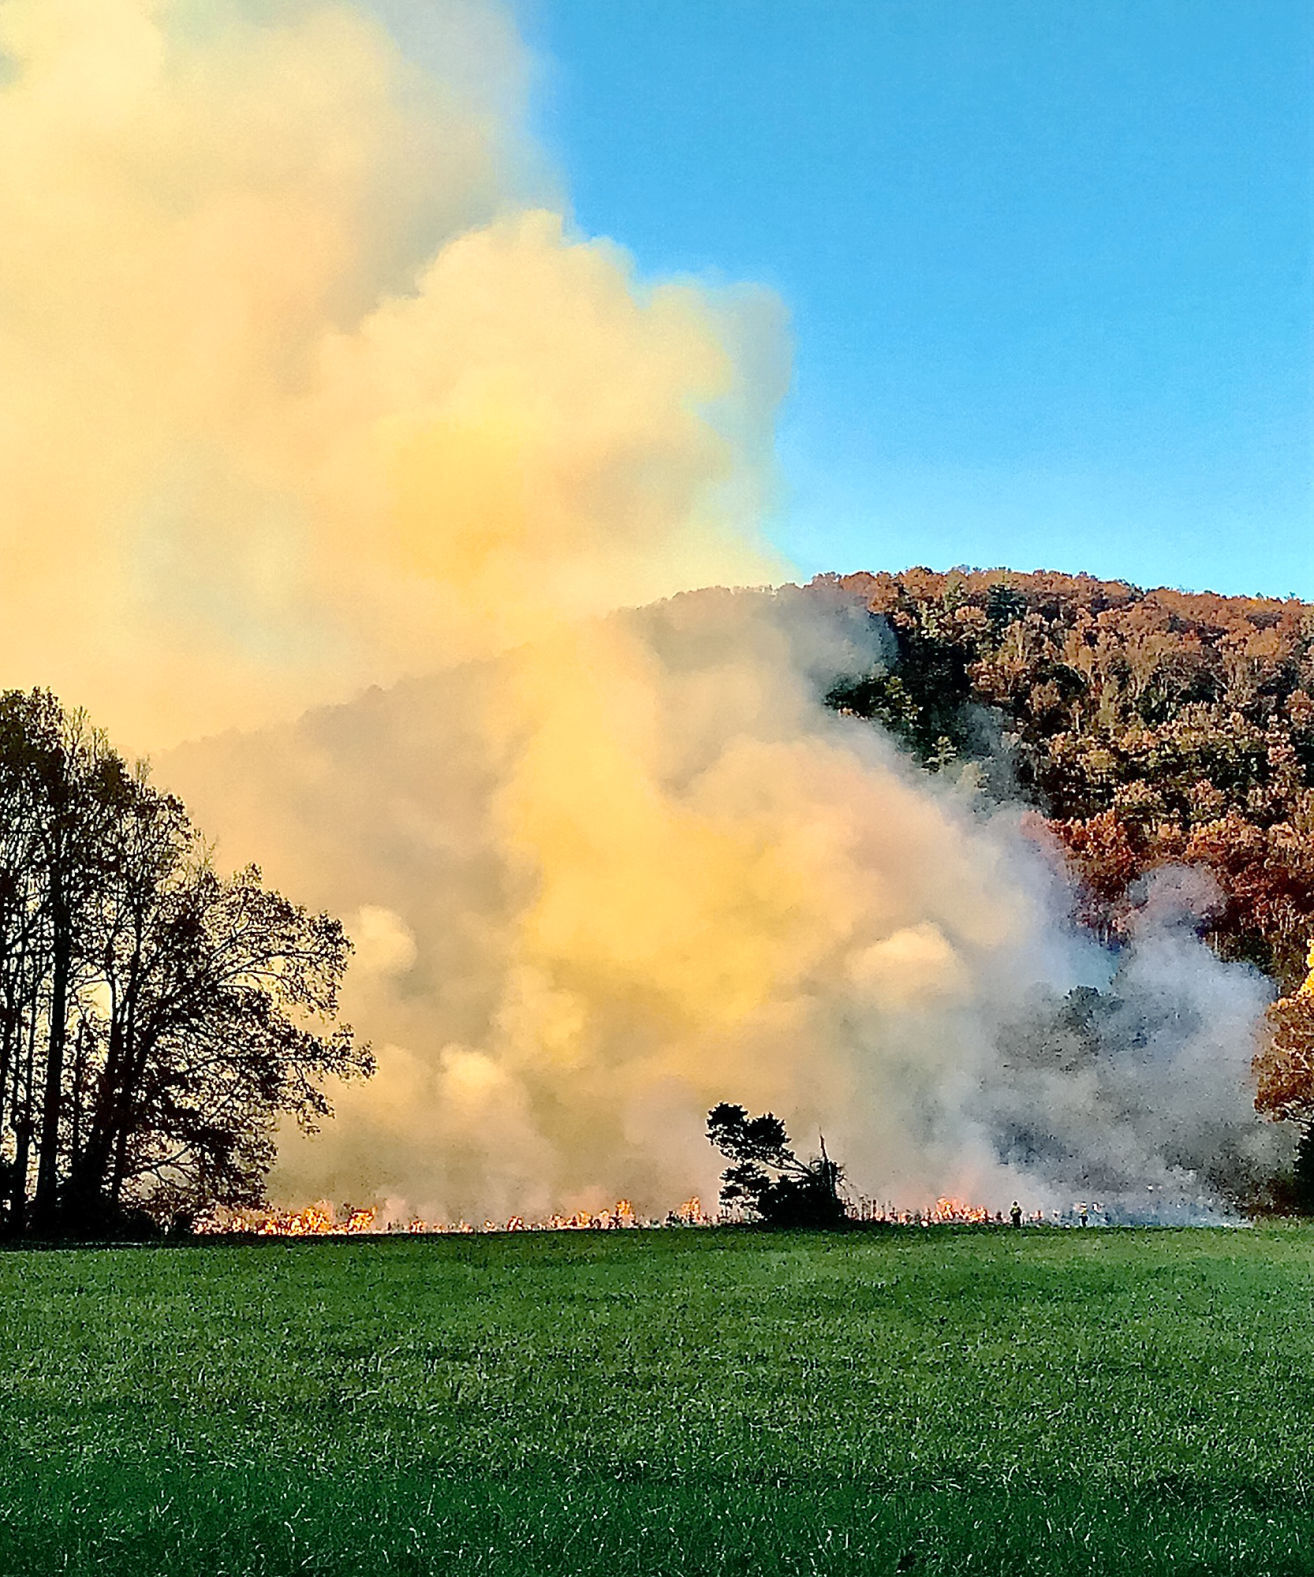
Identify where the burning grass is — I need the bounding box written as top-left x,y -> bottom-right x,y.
196,1194 -> 1067,1235
193,1196 -> 697,1235
3,1226 -> 1314,1574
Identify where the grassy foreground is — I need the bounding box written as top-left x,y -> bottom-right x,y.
3,1227 -> 1314,1576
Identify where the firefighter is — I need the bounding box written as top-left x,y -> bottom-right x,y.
1010,1200 -> 1022,1228
1078,1203 -> 1089,1228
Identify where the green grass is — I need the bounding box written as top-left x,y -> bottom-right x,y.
4,1227 -> 1314,1575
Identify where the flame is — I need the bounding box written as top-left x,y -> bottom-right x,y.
195,1198 -> 654,1235
195,1203 -> 379,1236
193,1191 -> 1097,1235
929,1196 -> 993,1224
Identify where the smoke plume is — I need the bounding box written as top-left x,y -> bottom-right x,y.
2,1 -> 1287,1217
164,590 -> 1290,1218
0,0 -> 783,749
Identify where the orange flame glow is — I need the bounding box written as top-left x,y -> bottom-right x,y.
194,1191 -> 1086,1236
196,1199 -> 656,1236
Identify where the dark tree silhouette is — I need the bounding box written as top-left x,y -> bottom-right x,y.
706,1102 -> 847,1227
0,689 -> 372,1237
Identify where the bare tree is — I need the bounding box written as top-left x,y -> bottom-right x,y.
0,689 -> 371,1236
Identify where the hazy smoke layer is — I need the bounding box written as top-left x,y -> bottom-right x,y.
3,2 -> 1284,1216
164,591 -> 1289,1218
989,868 -> 1284,1215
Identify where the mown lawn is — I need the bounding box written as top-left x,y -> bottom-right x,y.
2,1226 -> 1314,1575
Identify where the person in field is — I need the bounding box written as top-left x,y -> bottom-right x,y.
1010,1201 -> 1022,1228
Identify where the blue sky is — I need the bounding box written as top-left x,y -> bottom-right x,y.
516,0 -> 1312,599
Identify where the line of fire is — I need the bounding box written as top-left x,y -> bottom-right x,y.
193,1196 -> 1112,1237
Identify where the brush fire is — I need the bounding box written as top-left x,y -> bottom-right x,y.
196,1198 -> 689,1236
193,1193 -> 1107,1235
0,0 -> 1302,1248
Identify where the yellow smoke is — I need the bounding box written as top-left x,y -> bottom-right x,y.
165,592 -> 1067,1218
0,0 -> 809,1212
0,0 -> 783,749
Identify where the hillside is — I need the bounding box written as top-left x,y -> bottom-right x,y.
817,568 -> 1314,994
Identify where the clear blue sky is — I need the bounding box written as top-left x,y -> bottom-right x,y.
515,0 -> 1312,599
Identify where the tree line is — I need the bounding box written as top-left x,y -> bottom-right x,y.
0,690 -> 370,1238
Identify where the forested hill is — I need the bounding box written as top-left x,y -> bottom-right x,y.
817,568 -> 1314,994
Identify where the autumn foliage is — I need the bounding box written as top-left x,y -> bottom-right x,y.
1254,991 -> 1314,1124
819,568 -> 1314,993
1254,943 -> 1314,1129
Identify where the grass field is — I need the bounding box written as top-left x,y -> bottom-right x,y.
4,1227 -> 1314,1576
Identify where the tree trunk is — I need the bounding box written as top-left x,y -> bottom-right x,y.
69,1015 -> 122,1217
32,880 -> 69,1232
8,1013 -> 37,1236
68,1019 -> 87,1175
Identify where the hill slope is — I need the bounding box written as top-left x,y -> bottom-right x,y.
818,568 -> 1314,993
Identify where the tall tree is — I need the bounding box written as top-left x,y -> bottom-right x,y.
0,689 -> 371,1236
27,705 -> 132,1231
